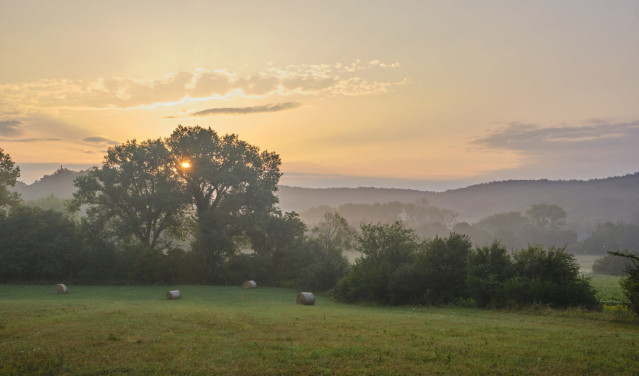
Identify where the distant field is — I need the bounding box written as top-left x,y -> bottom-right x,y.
575,254 -> 601,274
589,275 -> 626,302
1,285 -> 638,375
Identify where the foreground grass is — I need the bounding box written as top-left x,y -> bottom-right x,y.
1,285 -> 638,375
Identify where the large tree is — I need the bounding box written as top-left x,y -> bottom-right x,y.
525,203 -> 567,230
0,148 -> 21,209
71,138 -> 188,250
166,125 -> 282,270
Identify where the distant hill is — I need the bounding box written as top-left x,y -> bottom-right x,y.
12,168 -> 639,233
278,173 -> 639,233
13,168 -> 86,200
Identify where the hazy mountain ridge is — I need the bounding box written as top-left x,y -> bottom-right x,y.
278,173 -> 639,232
12,169 -> 639,231
13,168 -> 87,200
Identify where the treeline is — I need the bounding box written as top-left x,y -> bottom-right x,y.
0,135 -> 351,290
332,222 -> 599,309
0,205 -> 351,290
0,139 -> 636,312
302,201 -> 577,251
302,201 -> 639,257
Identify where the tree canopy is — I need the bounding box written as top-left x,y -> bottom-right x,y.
0,148 -> 21,209
71,138 -> 188,250
165,125 -> 282,273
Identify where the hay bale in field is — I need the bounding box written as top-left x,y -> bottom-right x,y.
166,290 -> 181,299
51,284 -> 68,294
242,280 -> 257,289
296,292 -> 315,305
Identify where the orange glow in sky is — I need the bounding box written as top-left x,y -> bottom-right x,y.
1,1 -> 639,189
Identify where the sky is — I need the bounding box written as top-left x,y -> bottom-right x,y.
1,0 -> 639,190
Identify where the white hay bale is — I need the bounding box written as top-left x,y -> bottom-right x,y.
51,284 -> 68,294
242,280 -> 257,289
166,290 -> 181,299
296,292 -> 315,305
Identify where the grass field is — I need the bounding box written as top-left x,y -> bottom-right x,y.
590,275 -> 625,302
1,285 -> 638,375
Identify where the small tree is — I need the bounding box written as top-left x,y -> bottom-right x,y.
609,251 -> 639,315
301,213 -> 353,291
0,206 -> 83,281
332,222 -> 420,304
593,252 -> 637,276
0,148 -> 21,209
418,233 -> 473,304
505,246 -> 598,308
526,203 -> 567,230
466,242 -> 513,307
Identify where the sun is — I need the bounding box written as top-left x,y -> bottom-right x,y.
181,161 -> 191,168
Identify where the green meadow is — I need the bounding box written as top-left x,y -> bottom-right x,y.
1,284 -> 637,375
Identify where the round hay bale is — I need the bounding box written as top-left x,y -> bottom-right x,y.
166,290 -> 181,299
242,280 -> 257,289
51,284 -> 68,294
296,292 -> 315,305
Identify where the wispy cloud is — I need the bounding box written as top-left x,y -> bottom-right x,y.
169,102 -> 301,118
0,119 -> 22,136
471,120 -> 639,178
83,136 -> 120,145
473,121 -> 639,153
0,138 -> 61,142
0,60 -> 407,112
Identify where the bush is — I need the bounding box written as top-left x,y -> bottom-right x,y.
609,252 -> 639,316
418,233 -> 472,304
0,206 -> 84,281
466,242 -> 513,307
505,246 -> 599,309
332,222 -> 420,305
592,252 -> 637,275
333,226 -> 473,306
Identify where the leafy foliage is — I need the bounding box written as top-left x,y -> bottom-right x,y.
593,252 -> 638,275
0,148 -> 21,209
333,222 -> 421,304
466,242 -> 513,307
71,139 -> 188,250
609,251 -> 639,315
505,246 -> 598,309
333,224 -> 597,309
578,221 -> 639,255
166,125 -> 282,277
0,206 -> 83,281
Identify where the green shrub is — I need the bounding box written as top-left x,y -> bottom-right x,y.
505,246 -> 599,308
593,252 -> 637,275
332,222 -> 420,305
466,242 -> 513,307
609,251 -> 639,315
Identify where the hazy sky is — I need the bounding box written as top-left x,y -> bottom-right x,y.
1,0 -> 639,189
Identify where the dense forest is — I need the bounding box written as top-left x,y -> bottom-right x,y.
13,167 -> 639,256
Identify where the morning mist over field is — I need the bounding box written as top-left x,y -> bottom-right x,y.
2,1 -> 639,188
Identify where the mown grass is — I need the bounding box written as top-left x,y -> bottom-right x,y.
1,285 -> 638,375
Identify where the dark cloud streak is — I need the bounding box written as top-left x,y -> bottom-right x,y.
0,137 -> 61,142
471,120 -> 639,180
83,136 -> 119,145
0,120 -> 23,136
168,102 -> 301,118
473,121 -> 639,153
